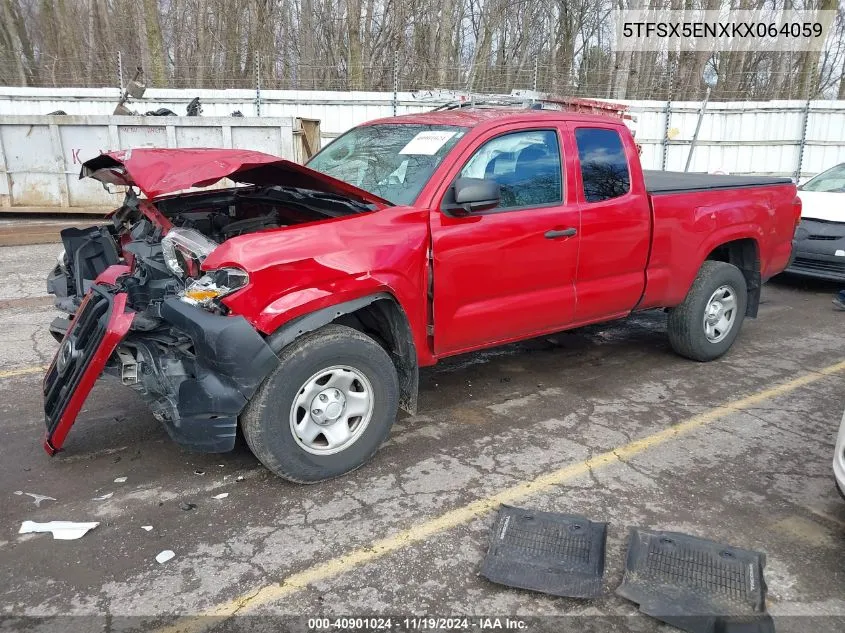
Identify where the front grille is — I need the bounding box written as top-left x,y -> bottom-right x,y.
43,289 -> 112,434
792,257 -> 845,275
808,234 -> 840,241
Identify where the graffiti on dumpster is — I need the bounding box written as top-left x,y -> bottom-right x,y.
70,148 -> 106,165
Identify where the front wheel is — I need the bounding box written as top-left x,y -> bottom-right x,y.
241,324 -> 399,483
667,260 -> 748,362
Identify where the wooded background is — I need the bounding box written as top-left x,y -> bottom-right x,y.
1,0 -> 844,100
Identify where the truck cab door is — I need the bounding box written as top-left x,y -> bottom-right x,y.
429,125 -> 580,356
567,124 -> 651,323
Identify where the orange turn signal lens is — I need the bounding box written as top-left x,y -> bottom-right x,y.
183,289 -> 220,302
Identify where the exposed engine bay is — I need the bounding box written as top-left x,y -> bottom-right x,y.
154,183 -> 368,242
48,184 -> 371,318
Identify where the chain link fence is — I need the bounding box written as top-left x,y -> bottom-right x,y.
1,51 -> 843,103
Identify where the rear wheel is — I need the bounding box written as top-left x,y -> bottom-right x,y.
242,324 -> 399,483
667,261 -> 748,362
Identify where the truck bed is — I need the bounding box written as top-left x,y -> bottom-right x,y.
644,170 -> 793,195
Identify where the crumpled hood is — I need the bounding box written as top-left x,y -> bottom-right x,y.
80,148 -> 390,206
797,190 -> 845,223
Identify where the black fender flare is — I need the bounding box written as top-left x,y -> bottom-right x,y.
266,293 -> 419,414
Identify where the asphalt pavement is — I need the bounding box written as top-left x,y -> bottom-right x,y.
1,242 -> 844,633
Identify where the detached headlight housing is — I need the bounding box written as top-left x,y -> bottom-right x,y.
161,228 -> 218,278
180,268 -> 249,308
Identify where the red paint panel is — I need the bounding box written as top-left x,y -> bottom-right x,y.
567,121 -> 651,322
94,264 -> 131,286
430,207 -> 579,355
207,206 -> 436,366
639,183 -> 798,309
425,122 -> 580,355
80,148 -> 390,206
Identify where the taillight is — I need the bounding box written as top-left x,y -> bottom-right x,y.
793,196 -> 802,230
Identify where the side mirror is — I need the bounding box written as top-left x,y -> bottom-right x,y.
445,177 -> 500,216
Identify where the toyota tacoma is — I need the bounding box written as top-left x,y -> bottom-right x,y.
44,108 -> 800,482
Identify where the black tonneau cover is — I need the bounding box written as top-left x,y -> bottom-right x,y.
644,170 -> 792,195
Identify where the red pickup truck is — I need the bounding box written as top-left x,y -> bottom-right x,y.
45,107 -> 800,482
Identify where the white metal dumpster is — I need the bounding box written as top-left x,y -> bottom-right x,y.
0,115 -> 320,213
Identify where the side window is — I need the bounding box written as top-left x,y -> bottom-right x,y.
459,130 -> 562,209
574,128 -> 631,203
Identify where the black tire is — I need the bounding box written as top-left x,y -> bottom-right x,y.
667,260 -> 748,362
241,324 -> 399,483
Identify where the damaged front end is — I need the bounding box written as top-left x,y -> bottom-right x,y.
42,193 -> 281,453
44,249 -> 278,454
43,147 -> 386,455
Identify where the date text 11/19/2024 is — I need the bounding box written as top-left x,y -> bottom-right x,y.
307,617 -> 528,630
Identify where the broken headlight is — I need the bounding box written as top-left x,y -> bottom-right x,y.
56,247 -> 68,273
180,268 -> 249,308
161,228 -> 218,279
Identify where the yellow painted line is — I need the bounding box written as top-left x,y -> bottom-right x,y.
0,365 -> 47,380
161,360 -> 845,631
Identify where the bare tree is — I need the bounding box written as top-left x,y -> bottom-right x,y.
0,0 -> 842,100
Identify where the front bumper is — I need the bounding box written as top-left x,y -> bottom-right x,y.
121,298 -> 279,452
785,253 -> 845,282
784,219 -> 845,282
43,286 -> 279,454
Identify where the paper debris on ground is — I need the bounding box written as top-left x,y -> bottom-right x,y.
114,477 -> 127,483
14,491 -> 56,507
92,492 -> 114,501
212,493 -> 229,500
19,521 -> 99,540
155,550 -> 175,564
141,525 -> 153,531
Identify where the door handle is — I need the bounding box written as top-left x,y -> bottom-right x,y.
544,228 -> 577,239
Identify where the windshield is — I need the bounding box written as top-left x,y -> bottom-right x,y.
307,124 -> 467,205
802,163 -> 845,192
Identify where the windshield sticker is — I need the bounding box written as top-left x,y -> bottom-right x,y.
399,131 -> 457,155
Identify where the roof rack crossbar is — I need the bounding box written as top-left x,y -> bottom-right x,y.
426,92 -> 635,122
431,97 -> 536,111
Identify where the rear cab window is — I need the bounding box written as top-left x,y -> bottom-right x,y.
574,128 -> 631,203
458,129 -> 562,210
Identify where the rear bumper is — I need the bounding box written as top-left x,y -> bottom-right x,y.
43,287 -> 278,455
